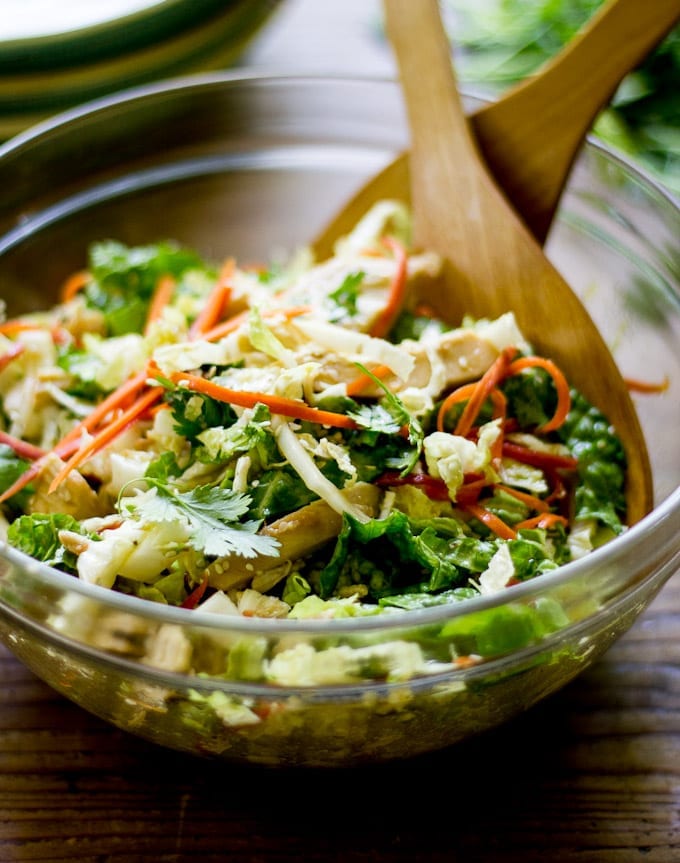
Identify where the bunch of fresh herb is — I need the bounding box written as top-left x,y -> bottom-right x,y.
445,0 -> 679,193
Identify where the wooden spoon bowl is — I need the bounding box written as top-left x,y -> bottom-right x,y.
381,0 -> 654,523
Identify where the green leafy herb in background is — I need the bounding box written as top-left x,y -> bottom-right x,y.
445,0 -> 679,193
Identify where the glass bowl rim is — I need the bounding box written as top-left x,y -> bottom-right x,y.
0,70 -> 678,637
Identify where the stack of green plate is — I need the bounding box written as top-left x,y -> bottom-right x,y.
0,0 -> 280,139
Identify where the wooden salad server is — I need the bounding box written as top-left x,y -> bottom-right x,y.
313,0 -> 680,258
380,0 -> 655,523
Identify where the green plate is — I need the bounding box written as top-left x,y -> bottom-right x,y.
0,0 -> 235,72
0,0 -> 281,122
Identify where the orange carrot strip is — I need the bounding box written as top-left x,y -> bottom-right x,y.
464,503 -> 517,540
144,274 -> 175,335
502,441 -> 578,471
437,385 -> 508,437
488,389 -> 508,461
202,304 -> 313,343
201,309 -> 249,342
0,320 -> 70,345
56,370 -> 149,451
515,513 -> 569,531
494,484 -> 551,513
0,342 -> 25,372
169,371 -> 358,430
60,269 -> 91,303
624,375 -> 670,394
455,476 -> 487,506
181,574 -> 209,609
48,386 -> 163,493
0,321 -> 42,336
455,348 -> 519,438
437,383 -> 476,432
346,364 -> 393,398
0,371 -> 149,503
368,236 -> 408,339
188,258 -> 235,339
506,356 -> 571,432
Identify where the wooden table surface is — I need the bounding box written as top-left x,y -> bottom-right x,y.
2,571 -> 679,863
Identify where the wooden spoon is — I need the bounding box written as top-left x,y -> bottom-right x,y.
313,0 -> 680,258
382,0 -> 654,523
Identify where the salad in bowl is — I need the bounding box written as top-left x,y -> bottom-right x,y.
0,201 -> 627,671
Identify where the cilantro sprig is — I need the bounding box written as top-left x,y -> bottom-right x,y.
123,479 -> 280,560
348,363 -> 424,475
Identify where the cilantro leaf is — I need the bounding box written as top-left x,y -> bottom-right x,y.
126,481 -> 280,559
328,271 -> 364,321
84,240 -> 213,336
144,452 -> 183,483
197,403 -> 278,469
348,364 -> 424,475
164,384 -> 238,443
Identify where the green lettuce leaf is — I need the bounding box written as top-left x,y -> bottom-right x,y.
6,513 -> 93,573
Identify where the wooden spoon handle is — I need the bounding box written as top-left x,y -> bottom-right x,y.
475,0 -> 680,242
384,0 -> 653,521
313,0 -> 679,258
384,0 -> 528,277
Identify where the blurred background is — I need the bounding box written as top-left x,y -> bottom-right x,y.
1,0 -> 678,194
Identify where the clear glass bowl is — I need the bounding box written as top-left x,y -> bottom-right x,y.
0,74 -> 678,767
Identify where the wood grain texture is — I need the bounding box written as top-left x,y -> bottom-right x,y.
1,574 -> 679,862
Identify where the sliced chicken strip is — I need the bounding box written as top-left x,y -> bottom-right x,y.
307,328 -> 499,398
28,452 -> 103,520
207,482 -> 381,591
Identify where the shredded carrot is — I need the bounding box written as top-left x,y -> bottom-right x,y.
375,470 -> 450,501
515,513 -> 569,531
437,383 -> 475,432
455,348 -> 519,437
502,441 -> 578,471
60,269 -> 91,303
181,574 -> 209,609
368,236 -> 408,339
488,388 -> 508,461
0,430 -> 45,461
0,359 -> 150,503
624,375 -> 670,394
0,320 -> 70,345
201,304 -> 312,343
0,321 -> 42,336
494,483 -> 551,513
464,503 -> 517,540
144,274 -> 175,335
346,364 -> 393,397
506,356 -> 571,432
436,383 -> 508,434
201,309 -> 248,342
455,475 -> 487,506
168,371 -> 358,430
56,370 -> 149,452
0,342 -> 25,372
48,386 -> 163,493
544,469 -> 567,504
188,258 -> 235,339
